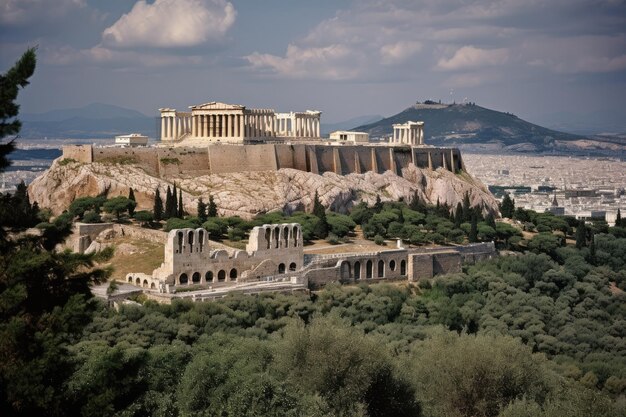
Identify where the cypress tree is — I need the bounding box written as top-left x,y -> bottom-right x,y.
165,186 -> 173,219
486,213 -> 496,229
208,195 -> 218,217
172,183 -> 178,218
178,189 -> 184,218
454,202 -> 463,228
128,188 -> 136,216
462,192 -> 472,222
500,193 -> 515,218
374,194 -> 383,212
588,235 -> 597,265
469,213 -> 478,242
153,188 -> 163,222
576,220 -> 587,249
312,191 -> 329,239
409,191 -> 420,211
616,208 -> 622,227
197,198 -> 207,223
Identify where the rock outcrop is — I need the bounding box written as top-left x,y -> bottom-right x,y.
29,159 -> 499,218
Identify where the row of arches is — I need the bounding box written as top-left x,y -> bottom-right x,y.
128,276 -> 157,289
278,262 -> 298,274
340,258 -> 406,280
177,268 -> 238,285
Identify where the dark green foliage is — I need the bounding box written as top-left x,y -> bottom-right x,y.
165,217 -> 199,232
172,184 -> 178,219
127,188 -> 136,216
102,196 -> 136,222
576,220 -> 587,249
164,186 -> 174,219
82,210 -> 101,223
469,213 -> 478,242
0,48 -> 36,141
207,194 -> 218,217
153,188 -> 163,222
197,197 -> 207,223
133,210 -> 153,227
69,196 -> 106,220
177,188 -> 184,218
312,191 -> 329,239
500,193 -> 515,218
0,180 -> 40,228
616,208 -> 622,227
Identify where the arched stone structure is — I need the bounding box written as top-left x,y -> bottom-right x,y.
179,273 -> 188,285
218,270 -> 226,281
192,272 -> 201,283
354,261 -> 361,279
378,260 -> 385,278
229,268 -> 237,280
366,260 -> 373,279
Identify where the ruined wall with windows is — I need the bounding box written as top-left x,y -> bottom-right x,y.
128,223 -> 304,292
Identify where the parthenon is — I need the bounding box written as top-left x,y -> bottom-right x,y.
159,102 -> 321,144
392,121 -> 424,145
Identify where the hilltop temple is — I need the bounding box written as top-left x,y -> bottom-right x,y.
159,101 -> 322,144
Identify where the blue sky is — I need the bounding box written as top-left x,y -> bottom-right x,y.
1,0 -> 625,128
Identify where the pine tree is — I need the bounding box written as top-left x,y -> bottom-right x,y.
178,188 -> 184,218
576,220 -> 587,249
500,193 -> 515,218
469,213 -> 478,242
197,198 -> 207,223
128,188 -> 136,216
165,186 -> 173,219
207,195 -> 218,217
153,188 -> 163,222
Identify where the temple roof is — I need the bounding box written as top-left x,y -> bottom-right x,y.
189,101 -> 245,111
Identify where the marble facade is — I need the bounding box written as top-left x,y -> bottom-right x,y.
159,102 -> 321,143
392,121 -> 424,145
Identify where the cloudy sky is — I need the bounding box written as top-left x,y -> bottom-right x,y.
2,0 -> 626,128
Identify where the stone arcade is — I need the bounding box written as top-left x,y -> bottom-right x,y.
159,102 -> 322,144
125,223 -> 497,302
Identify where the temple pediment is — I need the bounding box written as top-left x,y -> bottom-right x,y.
190,101 -> 245,111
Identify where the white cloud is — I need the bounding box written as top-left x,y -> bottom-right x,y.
246,44 -> 363,80
437,46 -> 509,71
102,0 -> 236,49
0,0 -> 85,25
380,41 -> 422,65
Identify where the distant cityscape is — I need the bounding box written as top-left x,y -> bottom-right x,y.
464,153 -> 626,225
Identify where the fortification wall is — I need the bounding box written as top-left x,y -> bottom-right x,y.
208,144 -> 277,173
62,145 -> 93,163
62,144 -> 464,178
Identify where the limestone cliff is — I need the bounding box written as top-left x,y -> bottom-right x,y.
29,159 -> 499,218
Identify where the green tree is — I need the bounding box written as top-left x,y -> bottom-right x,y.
501,193 -> 515,218
177,188 -> 184,218
469,213 -> 478,242
312,191 -> 329,238
197,198 -> 207,223
172,183 -> 178,218
207,194 -> 218,217
103,196 -> 136,221
0,48 -> 109,416
153,188 -> 163,222
127,188 -> 136,216
164,186 -> 174,219
576,220 -> 587,249
616,208 -> 622,227
133,210 -> 153,227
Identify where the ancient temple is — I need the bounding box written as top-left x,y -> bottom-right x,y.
159,101 -> 321,144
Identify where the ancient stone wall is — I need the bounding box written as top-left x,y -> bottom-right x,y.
62,145 -> 93,163
65,144 -> 464,178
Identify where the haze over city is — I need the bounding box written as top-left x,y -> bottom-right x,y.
2,0 -> 626,130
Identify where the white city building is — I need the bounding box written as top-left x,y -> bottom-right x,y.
329,131 -> 370,143
115,133 -> 148,147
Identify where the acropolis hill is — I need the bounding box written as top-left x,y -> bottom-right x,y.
28,101 -> 499,217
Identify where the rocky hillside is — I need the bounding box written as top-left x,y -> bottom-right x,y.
354,102 -> 624,154
29,159 -> 498,218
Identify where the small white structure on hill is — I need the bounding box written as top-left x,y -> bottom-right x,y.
329,131 -> 369,143
115,133 -> 148,147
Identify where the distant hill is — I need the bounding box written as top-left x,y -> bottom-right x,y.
353,102 -> 588,151
321,115 -> 383,136
20,103 -> 157,139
